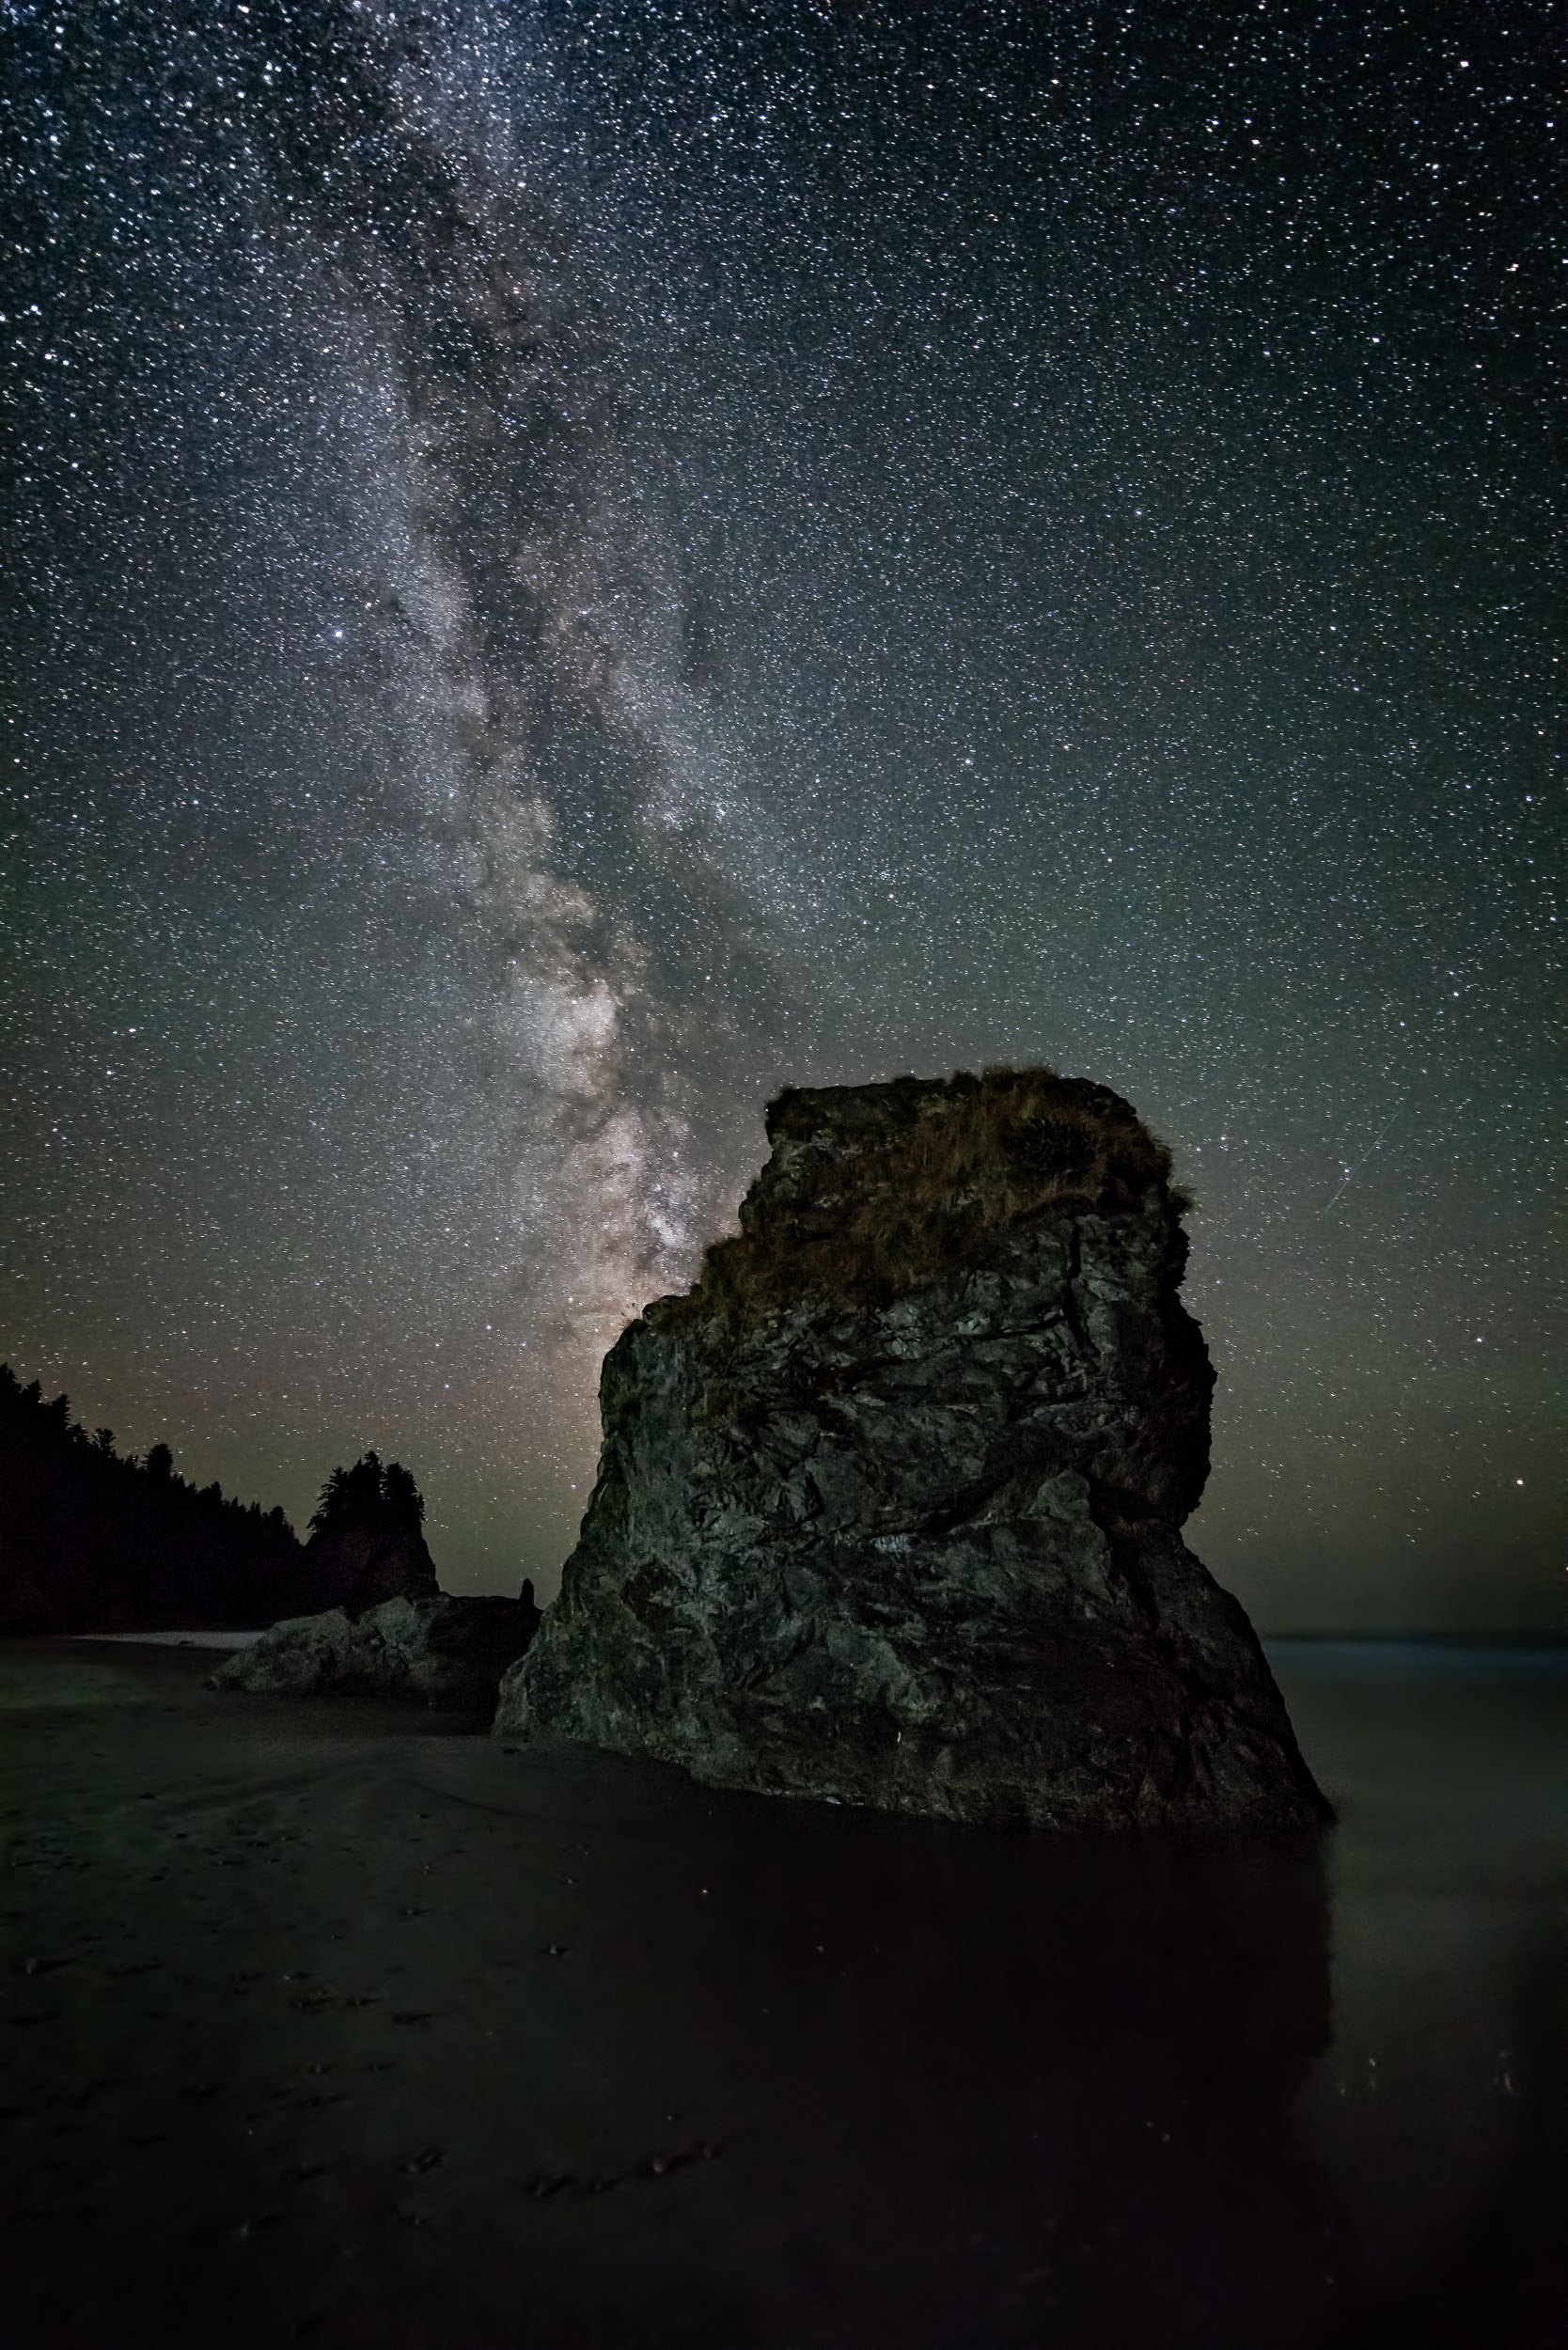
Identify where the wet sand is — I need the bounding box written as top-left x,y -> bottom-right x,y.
2,1637 -> 1563,2346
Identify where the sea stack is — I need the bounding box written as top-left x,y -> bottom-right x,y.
299,1452 -> 439,1615
495,1070 -> 1327,1832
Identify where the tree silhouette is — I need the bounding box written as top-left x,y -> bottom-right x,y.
309,1451 -> 426,1539
0,1363 -> 308,1633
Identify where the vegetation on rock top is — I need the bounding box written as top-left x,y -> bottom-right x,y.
308,1450 -> 426,1541
657,1065 -> 1191,1329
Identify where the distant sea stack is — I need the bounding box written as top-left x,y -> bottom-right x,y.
495,1069 -> 1328,1832
300,1452 -> 439,1614
212,1459 -> 541,1716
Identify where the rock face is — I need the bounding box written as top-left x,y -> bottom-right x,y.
213,1590 -> 541,1716
303,1522 -> 439,1615
495,1069 -> 1328,1832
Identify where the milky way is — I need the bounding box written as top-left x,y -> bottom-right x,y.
4,1 -> 1560,1621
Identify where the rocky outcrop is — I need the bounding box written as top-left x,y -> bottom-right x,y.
302,1522 -> 439,1615
300,1453 -> 439,1615
212,1590 -> 541,1715
495,1069 -> 1328,1832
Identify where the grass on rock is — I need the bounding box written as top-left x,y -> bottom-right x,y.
655,1066 -> 1189,1330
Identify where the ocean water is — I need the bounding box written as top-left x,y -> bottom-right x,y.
68,1628 -> 265,1649
1261,1637 -> 1568,2347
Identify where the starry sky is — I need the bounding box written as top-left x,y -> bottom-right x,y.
3,0 -> 1560,1626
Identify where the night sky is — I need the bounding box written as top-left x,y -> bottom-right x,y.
3,1 -> 1560,1627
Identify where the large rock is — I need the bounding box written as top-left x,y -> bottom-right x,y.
495,1069 -> 1328,1831
212,1590 -> 541,1715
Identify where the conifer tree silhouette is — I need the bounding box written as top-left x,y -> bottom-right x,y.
0,1363 -> 306,1632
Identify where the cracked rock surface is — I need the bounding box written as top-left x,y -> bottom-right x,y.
214,1592 -> 541,1717
496,1072 -> 1327,1831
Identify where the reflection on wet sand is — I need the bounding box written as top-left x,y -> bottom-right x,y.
2,1637 -> 1563,2345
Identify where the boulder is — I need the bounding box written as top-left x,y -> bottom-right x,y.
495,1069 -> 1328,1832
212,1590 -> 541,1715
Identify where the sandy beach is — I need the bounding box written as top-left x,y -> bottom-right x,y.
3,1636 -> 1563,2347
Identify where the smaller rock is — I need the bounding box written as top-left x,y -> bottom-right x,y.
211,1593 -> 541,1716
300,1454 -> 438,1614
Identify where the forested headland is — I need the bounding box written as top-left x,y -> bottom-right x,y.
0,1365 -> 307,1633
